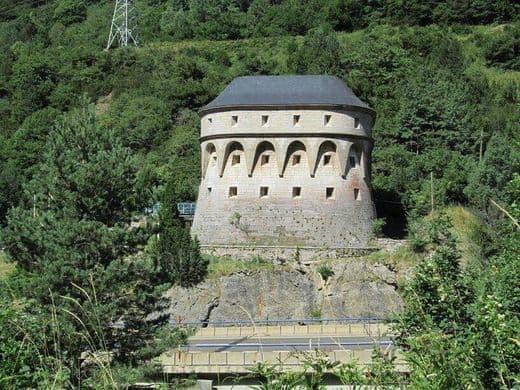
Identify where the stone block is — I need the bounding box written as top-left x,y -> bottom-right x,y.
209,352 -> 228,365
192,352 -> 210,366
227,352 -> 245,366
244,351 -> 263,365
353,349 -> 372,364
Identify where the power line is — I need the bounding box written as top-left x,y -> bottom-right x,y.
106,0 -> 138,50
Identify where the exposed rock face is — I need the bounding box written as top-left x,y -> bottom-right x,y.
210,271 -> 317,321
320,260 -> 402,318
162,258 -> 404,323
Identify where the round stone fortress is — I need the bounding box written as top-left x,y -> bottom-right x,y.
191,75 -> 376,248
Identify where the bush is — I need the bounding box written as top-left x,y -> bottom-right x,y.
317,263 -> 334,281
155,176 -> 208,287
372,218 -> 386,238
54,0 -> 87,26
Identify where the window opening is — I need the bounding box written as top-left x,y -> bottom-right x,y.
292,187 -> 302,198
208,117 -> 213,124
354,117 -> 360,129
323,155 -> 331,166
292,154 -> 301,165
293,115 -> 300,126
324,115 -> 331,126
207,187 -> 212,193
349,156 -> 356,168
229,187 -> 237,197
261,154 -> 270,165
260,186 -> 269,198
232,154 -> 240,165
231,115 -> 238,126
326,187 -> 335,200
262,115 -> 269,126
354,188 -> 360,200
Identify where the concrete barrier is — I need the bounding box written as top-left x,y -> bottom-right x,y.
193,323 -> 390,339
160,347 -> 411,375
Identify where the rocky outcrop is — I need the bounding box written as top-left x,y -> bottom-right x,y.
162,258 -> 405,323
320,260 -> 402,318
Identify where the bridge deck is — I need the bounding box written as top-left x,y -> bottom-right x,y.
160,323 -> 407,374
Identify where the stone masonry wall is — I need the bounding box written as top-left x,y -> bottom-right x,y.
192,108 -> 376,248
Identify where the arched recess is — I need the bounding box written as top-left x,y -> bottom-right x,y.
220,141 -> 244,177
346,143 -> 363,177
202,142 -> 217,179
362,141 -> 372,181
251,141 -> 276,176
314,140 -> 338,177
283,140 -> 307,176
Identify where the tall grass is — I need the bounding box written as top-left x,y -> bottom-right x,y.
0,251 -> 15,279
206,254 -> 279,277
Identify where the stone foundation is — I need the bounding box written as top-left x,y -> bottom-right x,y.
200,244 -> 378,263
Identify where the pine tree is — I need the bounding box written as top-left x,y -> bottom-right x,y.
1,99 -> 170,383
156,176 -> 207,286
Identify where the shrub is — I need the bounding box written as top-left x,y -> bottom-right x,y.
372,218 -> 386,238
317,263 -> 334,281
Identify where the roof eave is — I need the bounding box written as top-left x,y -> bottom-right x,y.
198,103 -> 376,118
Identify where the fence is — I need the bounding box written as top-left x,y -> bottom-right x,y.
171,317 -> 388,327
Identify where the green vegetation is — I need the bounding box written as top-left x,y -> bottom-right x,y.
0,0 -> 518,387
155,175 -> 208,287
248,349 -> 402,387
396,211 -> 519,389
0,251 -> 14,279
206,254 -> 276,277
316,263 -> 334,281
367,244 -> 422,271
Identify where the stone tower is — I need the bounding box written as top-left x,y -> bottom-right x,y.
191,75 -> 376,248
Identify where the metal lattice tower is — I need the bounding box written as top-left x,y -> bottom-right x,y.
106,0 -> 138,49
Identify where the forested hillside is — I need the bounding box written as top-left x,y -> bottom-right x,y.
0,0 -> 519,388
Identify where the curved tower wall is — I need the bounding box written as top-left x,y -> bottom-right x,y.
191,108 -> 376,248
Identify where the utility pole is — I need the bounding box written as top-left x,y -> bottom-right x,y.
106,0 -> 138,50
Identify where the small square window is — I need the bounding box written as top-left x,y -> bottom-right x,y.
260,186 -> 269,198
292,154 -> 301,165
207,187 -> 212,193
232,154 -> 240,165
212,155 -> 217,161
261,154 -> 270,165
324,114 -> 331,126
326,187 -> 335,200
354,188 -> 360,200
229,186 -> 237,197
349,156 -> 356,168
231,115 -> 238,126
292,187 -> 301,198
293,115 -> 300,126
262,115 -> 269,126
354,117 -> 360,129
208,117 -> 213,124
323,155 -> 331,166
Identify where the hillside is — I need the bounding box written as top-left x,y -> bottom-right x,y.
0,2 -> 519,229
0,0 -> 518,388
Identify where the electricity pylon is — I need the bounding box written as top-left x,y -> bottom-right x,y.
106,0 -> 138,49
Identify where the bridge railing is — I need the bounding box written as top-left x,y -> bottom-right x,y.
177,202 -> 196,216
170,317 -> 388,327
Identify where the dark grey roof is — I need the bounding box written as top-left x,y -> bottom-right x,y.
201,75 -> 373,113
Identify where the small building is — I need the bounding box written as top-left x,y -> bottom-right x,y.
191,75 -> 376,248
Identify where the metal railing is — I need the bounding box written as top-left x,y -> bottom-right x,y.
177,202 -> 196,216
170,317 -> 388,327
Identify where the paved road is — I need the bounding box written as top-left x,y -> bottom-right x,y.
185,335 -> 393,352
